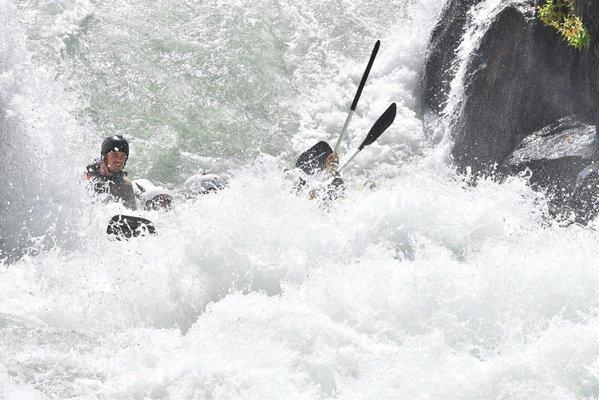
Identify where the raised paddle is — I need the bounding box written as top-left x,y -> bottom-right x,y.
334,40 -> 380,154
339,103 -> 397,171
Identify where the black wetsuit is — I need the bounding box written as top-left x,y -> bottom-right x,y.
85,161 -> 136,210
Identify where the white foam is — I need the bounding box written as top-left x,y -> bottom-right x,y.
3,0 -> 599,398
0,0 -> 95,260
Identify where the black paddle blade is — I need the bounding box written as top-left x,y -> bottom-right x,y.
359,103 -> 397,150
106,215 -> 156,239
295,141 -> 333,175
350,40 -> 380,111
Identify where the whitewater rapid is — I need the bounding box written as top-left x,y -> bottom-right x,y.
3,0 -> 599,399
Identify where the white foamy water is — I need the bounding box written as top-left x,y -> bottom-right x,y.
3,0 -> 599,399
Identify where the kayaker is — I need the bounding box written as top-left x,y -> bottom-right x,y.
294,141 -> 344,200
85,135 -> 137,210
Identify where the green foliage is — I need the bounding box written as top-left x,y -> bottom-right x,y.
538,0 -> 590,49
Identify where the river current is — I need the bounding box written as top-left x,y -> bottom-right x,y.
2,0 -> 599,398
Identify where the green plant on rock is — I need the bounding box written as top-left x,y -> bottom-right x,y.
538,0 -> 590,49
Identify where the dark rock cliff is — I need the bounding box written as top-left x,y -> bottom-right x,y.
422,0 -> 599,174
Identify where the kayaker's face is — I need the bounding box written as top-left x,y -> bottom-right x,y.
106,151 -> 127,172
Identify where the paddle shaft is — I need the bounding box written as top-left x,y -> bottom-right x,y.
339,150 -> 360,172
334,40 -> 380,154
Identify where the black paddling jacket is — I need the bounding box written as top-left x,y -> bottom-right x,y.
85,161 -> 136,210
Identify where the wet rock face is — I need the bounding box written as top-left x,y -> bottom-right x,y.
421,0 -> 484,114
422,0 -> 599,174
509,116 -> 597,191
510,116 -> 597,166
507,116 -> 599,224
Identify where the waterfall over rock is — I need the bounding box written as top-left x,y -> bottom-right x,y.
422,0 -> 599,182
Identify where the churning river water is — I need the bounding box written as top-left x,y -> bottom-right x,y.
2,0 -> 599,398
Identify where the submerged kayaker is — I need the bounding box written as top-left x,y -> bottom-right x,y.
294,141 -> 344,200
85,135 -> 137,210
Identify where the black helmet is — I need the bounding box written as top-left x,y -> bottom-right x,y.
101,135 -> 129,157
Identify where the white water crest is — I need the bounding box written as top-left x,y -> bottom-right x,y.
3,0 -> 599,399
0,0 -> 94,262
